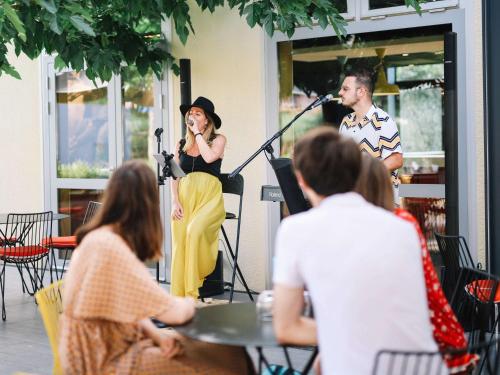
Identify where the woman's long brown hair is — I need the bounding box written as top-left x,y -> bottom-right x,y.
355,154 -> 394,212
76,160 -> 163,261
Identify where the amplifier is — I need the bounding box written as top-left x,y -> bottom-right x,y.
261,185 -> 284,202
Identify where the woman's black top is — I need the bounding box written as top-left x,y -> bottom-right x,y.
179,151 -> 222,178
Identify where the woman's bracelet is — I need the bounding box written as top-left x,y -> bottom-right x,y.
194,133 -> 203,138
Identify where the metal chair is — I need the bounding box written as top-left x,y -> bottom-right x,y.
35,280 -> 64,375
372,349 -> 448,375
449,267 -> 500,343
372,336 -> 500,375
45,201 -> 101,278
434,233 -> 479,301
0,211 -> 53,320
219,173 -> 253,302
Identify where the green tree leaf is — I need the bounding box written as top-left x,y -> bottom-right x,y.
3,3 -> 27,42
2,64 -> 21,79
35,0 -> 57,14
69,15 -> 96,37
49,15 -> 62,35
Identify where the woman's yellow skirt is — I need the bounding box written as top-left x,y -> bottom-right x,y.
171,172 -> 225,298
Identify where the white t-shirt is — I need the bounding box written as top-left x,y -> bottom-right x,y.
273,193 -> 439,375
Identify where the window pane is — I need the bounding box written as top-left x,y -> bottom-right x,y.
57,189 -> 103,236
56,71 -> 110,178
368,0 -> 446,10
277,26 -> 450,256
121,66 -> 155,166
369,0 -> 405,9
332,0 -> 348,14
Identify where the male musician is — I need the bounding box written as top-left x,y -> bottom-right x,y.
272,127 -> 438,374
338,68 -> 403,203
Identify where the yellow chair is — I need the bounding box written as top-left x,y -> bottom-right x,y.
35,280 -> 64,375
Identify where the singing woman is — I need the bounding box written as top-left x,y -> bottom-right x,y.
170,96 -> 226,298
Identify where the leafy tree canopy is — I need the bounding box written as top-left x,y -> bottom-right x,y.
0,0 -> 425,81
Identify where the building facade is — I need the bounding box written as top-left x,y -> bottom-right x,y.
0,0 -> 486,290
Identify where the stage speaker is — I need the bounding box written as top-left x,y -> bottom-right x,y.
270,158 -> 310,215
198,250 -> 224,297
444,32 -> 458,235
180,59 -> 191,138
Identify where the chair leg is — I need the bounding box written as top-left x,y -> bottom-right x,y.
221,226 -> 254,302
16,263 -> 34,295
61,249 -> 69,276
0,261 -> 6,321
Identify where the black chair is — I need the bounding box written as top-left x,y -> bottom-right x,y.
435,233 -> 480,301
0,211 -> 53,320
449,267 -> 500,342
219,173 -> 253,302
372,336 -> 500,375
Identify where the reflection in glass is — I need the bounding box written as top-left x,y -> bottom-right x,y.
368,0 -> 445,10
121,66 -> 155,165
56,71 -> 110,178
369,0 -> 406,9
57,189 -> 103,236
402,198 -> 445,253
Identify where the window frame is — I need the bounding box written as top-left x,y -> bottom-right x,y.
264,7 -> 470,288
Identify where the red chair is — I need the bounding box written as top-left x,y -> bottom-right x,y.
44,201 -> 101,279
0,211 -> 53,320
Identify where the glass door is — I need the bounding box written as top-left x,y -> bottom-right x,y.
276,24 -> 454,266
48,65 -> 115,238
45,60 -> 169,277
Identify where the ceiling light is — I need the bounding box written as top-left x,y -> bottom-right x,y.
373,48 -> 400,97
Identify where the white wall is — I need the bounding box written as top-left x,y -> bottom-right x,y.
462,0 -> 485,264
170,5 -> 269,291
0,51 -> 43,212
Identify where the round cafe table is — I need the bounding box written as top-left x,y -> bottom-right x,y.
175,302 -> 317,374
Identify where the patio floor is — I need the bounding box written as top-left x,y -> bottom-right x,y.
0,265 -> 312,375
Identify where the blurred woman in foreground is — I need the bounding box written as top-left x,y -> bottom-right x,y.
59,160 -> 251,375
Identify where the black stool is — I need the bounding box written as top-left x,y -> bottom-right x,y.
198,174 -> 254,302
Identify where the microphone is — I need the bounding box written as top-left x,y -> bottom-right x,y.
310,94 -> 334,109
154,128 -> 163,137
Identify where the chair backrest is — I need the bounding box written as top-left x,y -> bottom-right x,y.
219,173 -> 244,196
83,201 -> 102,224
434,233 -> 475,300
372,349 -> 447,375
35,280 -> 64,375
373,336 -> 500,375
3,212 -> 53,261
449,267 -> 500,339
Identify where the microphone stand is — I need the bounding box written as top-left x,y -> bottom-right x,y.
229,96 -> 323,178
154,128 -> 164,185
153,128 -> 163,283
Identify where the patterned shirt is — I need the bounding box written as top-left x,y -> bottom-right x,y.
339,104 -> 402,200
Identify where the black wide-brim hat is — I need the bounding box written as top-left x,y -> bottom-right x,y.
180,96 -> 222,129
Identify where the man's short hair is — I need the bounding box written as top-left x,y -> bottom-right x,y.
293,127 -> 361,196
344,68 -> 374,96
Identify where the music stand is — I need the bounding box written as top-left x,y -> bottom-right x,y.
154,152 -> 186,183
269,158 -> 309,214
